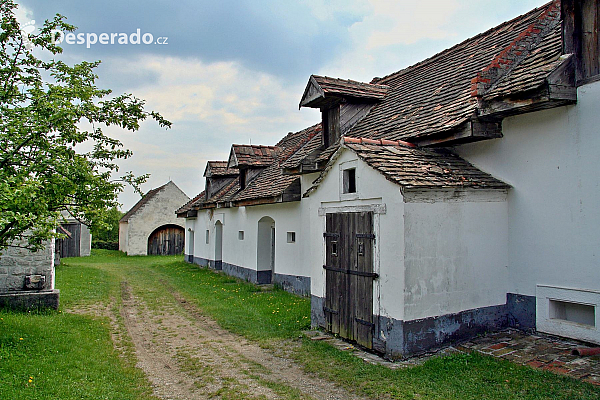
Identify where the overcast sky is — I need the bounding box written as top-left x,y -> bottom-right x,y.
15,0 -> 545,211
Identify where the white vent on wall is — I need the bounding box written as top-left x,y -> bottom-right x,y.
537,285 -> 600,345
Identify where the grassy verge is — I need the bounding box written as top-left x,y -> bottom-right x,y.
3,250 -> 598,400
148,257 -> 311,341
146,254 -> 600,399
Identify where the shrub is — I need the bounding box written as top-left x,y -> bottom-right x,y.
92,240 -> 119,250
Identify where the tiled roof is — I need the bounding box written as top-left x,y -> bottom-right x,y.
482,23 -> 563,99
304,138 -> 508,195
345,1 -> 562,142
204,161 -> 238,177
472,1 -> 561,98
314,75 -> 389,99
276,124 -> 321,164
230,162 -> 299,203
344,141 -> 508,190
191,124 -> 318,209
228,144 -> 280,168
280,124 -> 323,170
176,191 -> 205,216
120,182 -> 169,222
300,75 -> 389,108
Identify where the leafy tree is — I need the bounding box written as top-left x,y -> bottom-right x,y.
90,207 -> 123,243
0,1 -> 170,250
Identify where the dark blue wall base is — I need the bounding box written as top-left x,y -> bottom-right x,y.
273,273 -> 310,296
311,292 -> 537,359
222,262 -> 258,283
507,293 -> 536,330
191,256 -> 209,267
257,270 -> 272,284
393,304 -> 509,357
311,295 -> 325,328
186,256 -> 310,295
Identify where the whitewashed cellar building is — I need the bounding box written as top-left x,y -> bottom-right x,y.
178,0 -> 600,358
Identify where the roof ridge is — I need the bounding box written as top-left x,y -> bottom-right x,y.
471,0 -> 561,98
312,74 -> 390,89
120,182 -> 170,222
372,1 -> 553,85
232,143 -> 279,149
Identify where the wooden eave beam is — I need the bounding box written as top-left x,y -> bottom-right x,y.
233,196 -> 282,207
478,56 -> 577,118
417,120 -> 503,147
478,87 -> 576,119
186,209 -> 198,218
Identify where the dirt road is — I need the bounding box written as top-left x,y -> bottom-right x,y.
117,281 -> 367,400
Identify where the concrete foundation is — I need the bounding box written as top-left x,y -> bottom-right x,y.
0,290 -> 60,310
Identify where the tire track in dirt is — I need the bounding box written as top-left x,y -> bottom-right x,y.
119,281 -> 368,400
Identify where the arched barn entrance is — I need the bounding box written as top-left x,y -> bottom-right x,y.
147,224 -> 185,255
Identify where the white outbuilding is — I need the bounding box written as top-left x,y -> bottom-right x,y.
120,181 -> 189,256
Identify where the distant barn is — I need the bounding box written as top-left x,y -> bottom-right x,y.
56,211 -> 92,259
119,181 -> 189,256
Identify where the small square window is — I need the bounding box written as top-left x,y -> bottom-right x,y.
205,229 -> 210,244
287,232 -> 296,243
238,231 -> 245,240
343,168 -> 356,194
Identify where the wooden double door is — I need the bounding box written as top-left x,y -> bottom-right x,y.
323,212 -> 376,349
148,225 -> 185,255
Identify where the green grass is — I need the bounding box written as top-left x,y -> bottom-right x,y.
294,339 -> 598,400
2,250 -> 598,400
148,259 -> 311,341
0,310 -> 155,400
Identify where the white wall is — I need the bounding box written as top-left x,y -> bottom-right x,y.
402,190 -> 509,321
119,222 -> 128,252
189,201 -> 306,278
455,80 -> 600,297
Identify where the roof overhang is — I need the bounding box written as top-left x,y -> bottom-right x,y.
299,75 -> 389,109
414,119 -> 503,147
477,55 -> 577,119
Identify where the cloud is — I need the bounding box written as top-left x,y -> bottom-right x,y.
313,0 -> 547,82
362,0 -> 460,48
18,0 -> 359,80
93,54 -> 319,209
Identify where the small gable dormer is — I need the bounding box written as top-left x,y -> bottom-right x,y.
204,161 -> 238,201
227,144 -> 280,190
299,75 -> 389,148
